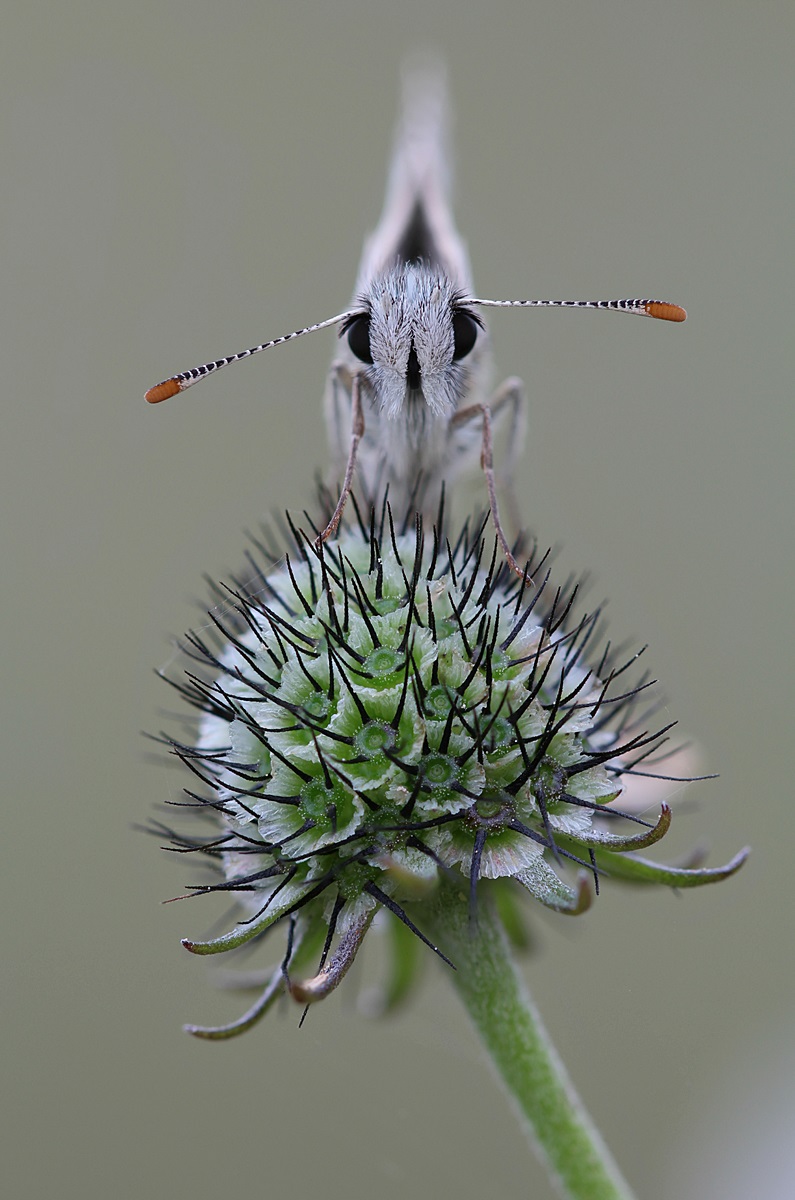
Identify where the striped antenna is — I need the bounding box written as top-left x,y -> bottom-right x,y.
144,309 -> 360,404
470,297 -> 686,322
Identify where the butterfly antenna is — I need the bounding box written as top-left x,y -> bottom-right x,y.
470,297 -> 686,322
145,309 -> 360,403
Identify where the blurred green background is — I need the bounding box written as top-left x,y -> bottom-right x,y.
3,2 -> 792,1197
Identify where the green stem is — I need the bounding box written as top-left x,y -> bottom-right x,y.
416,878 -> 636,1200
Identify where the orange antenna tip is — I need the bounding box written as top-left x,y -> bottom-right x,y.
145,378 -> 181,404
644,302 -> 687,323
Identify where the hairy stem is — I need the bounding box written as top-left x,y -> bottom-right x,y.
415,878 -> 635,1200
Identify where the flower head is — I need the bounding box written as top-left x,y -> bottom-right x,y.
152,501 -> 747,1038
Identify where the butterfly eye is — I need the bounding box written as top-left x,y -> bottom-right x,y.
346,315 -> 373,364
451,310 -> 480,361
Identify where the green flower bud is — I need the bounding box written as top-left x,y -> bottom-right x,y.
152,506 -> 747,1038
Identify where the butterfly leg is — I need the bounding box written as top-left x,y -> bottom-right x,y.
451,378 -> 528,580
324,361 -> 354,471
316,369 -> 365,547
486,375 -> 527,542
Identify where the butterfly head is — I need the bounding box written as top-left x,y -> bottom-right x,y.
341,264 -> 483,420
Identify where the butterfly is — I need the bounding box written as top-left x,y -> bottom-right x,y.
146,65 -> 684,575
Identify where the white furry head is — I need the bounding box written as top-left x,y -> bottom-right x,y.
341,264 -> 484,420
